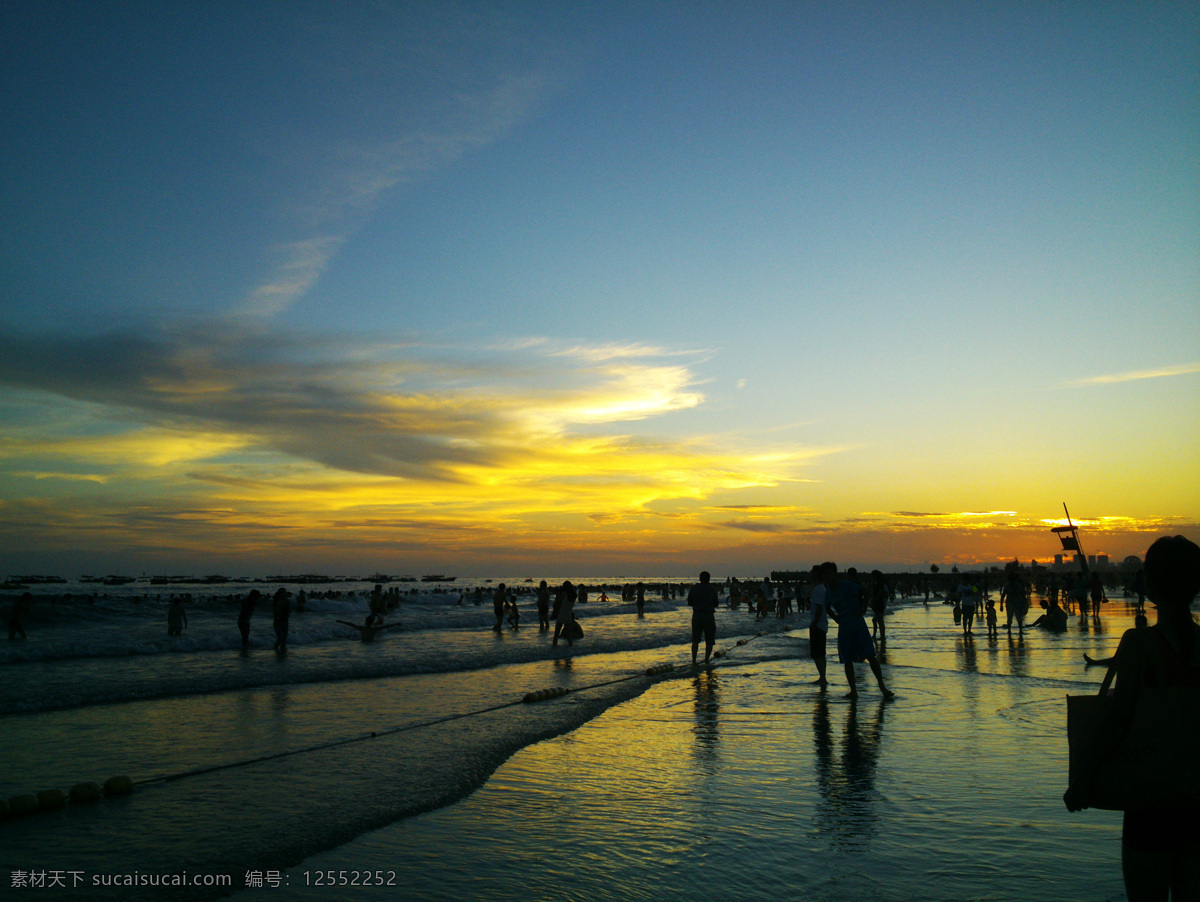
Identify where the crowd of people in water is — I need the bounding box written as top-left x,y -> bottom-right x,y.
3,560 -> 1155,652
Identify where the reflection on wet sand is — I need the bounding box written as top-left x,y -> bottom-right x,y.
813,696 -> 888,853
691,669 -> 720,775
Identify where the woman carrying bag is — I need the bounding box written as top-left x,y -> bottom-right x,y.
1064,535 -> 1200,901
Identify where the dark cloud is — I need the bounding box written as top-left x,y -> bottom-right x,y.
718,520 -> 790,534
0,325 -> 519,481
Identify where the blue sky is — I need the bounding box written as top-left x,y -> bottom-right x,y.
1,1 -> 1197,576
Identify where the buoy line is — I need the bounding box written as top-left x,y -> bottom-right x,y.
4,632 -> 775,819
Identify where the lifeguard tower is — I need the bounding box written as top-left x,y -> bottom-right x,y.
1051,503 -> 1088,573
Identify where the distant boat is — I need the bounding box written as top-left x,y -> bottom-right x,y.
366,573 -> 393,583
421,574 -> 455,582
102,575 -> 136,586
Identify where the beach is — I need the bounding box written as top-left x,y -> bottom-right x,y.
1,581 -> 1133,900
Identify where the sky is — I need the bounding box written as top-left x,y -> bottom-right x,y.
1,1 -> 1197,578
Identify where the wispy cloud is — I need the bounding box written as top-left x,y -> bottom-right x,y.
240,236 -> 345,318
234,11 -> 570,319
1068,362 -> 1200,387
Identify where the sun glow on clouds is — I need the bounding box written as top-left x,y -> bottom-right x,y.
0,327 -> 824,565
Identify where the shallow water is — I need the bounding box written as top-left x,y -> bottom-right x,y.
224,603 -> 1131,902
2,595 -> 1140,901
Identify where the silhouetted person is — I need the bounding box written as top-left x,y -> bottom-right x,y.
337,611 -> 394,642
869,570 -> 888,641
552,581 -> 576,647
238,590 -> 260,648
537,580 -> 551,631
826,564 -> 893,699
8,592 -> 31,640
636,581 -> 646,618
809,563 -> 833,688
1130,568 -> 1146,614
1029,598 -> 1068,631
1071,571 -> 1090,616
1001,571 -> 1029,637
272,588 -> 290,652
505,590 -> 520,630
492,583 -> 507,633
958,577 -> 978,636
688,571 -> 719,665
370,583 -> 386,619
167,597 -> 187,636
1065,535 -> 1200,901
1089,571 -> 1107,617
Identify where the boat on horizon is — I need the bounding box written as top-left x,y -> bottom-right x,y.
421,574 -> 455,582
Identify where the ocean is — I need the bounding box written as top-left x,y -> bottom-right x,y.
1,578 -> 1135,900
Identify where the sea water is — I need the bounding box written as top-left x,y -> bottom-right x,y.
229,605 -> 1131,902
1,583 -> 1135,901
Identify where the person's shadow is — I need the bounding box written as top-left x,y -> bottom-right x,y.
813,695 -> 888,852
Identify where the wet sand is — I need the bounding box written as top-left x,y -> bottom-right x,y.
229,603 -> 1131,902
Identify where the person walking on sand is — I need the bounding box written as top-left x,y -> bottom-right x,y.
552,580 -> 577,647
826,564 -> 893,700
688,570 -> 720,665
809,563 -> 832,688
1064,535 -> 1200,902
167,597 -> 188,636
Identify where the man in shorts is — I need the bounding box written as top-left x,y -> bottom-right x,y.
688,571 -> 720,665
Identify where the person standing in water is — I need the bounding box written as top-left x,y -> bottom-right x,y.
826,564 -> 893,700
167,597 -> 188,636
552,581 -> 577,647
1001,570 -> 1029,637
492,583 -> 507,633
869,570 -> 889,641
536,580 -> 551,631
272,588 -> 290,652
687,571 -> 720,666
809,563 -> 832,688
958,576 -> 979,636
238,590 -> 260,648
8,592 -> 31,641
